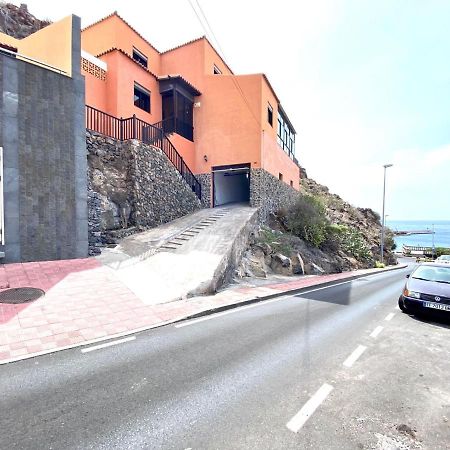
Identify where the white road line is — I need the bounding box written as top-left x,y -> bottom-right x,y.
343,345 -> 367,368
370,325 -> 384,338
286,383 -> 334,433
175,280 -> 355,328
385,312 -> 395,321
81,336 -> 136,353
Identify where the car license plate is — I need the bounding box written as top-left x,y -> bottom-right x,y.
423,302 -> 450,311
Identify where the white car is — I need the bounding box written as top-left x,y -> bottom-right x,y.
436,255 -> 450,264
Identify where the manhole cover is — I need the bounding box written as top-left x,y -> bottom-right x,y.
0,287 -> 45,304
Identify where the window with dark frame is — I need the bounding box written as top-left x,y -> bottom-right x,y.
279,173 -> 283,181
132,47 -> 148,68
290,180 -> 293,187
267,103 -> 273,126
134,83 -> 151,113
277,108 -> 295,158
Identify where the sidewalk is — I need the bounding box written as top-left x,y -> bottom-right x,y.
0,258 -> 406,364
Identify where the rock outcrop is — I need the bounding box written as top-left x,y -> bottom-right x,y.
0,3 -> 50,39
239,172 -> 396,278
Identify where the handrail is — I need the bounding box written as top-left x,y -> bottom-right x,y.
85,105 -> 201,199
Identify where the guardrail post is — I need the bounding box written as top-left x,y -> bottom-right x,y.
119,117 -> 123,141
132,114 -> 137,140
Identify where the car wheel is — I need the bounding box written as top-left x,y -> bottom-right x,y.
398,297 -> 408,313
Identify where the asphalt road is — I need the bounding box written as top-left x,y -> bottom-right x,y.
1,265 -> 449,449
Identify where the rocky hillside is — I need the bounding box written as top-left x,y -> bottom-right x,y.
0,3 -> 50,39
239,169 -> 396,278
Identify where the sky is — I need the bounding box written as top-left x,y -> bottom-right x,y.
12,0 -> 450,220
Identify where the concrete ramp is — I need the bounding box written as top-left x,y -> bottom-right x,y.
98,205 -> 258,305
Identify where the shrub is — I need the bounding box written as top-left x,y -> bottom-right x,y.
436,247 -> 450,257
285,194 -> 329,247
340,226 -> 372,261
258,227 -> 293,256
375,261 -> 385,268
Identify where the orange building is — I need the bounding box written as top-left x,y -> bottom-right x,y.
81,12 -> 299,207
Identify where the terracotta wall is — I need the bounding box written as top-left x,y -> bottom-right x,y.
97,51 -> 161,123
193,74 -> 262,175
160,39 -> 205,91
169,134 -> 196,171
82,14 -> 161,74
259,76 -> 300,189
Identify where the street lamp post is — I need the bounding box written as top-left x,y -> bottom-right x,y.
381,164 -> 393,264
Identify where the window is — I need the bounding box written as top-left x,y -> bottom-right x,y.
132,47 -> 148,68
279,173 -> 283,181
213,64 -> 222,74
134,83 -> 150,113
277,108 -> 296,158
290,180 -> 293,187
267,103 -> 273,126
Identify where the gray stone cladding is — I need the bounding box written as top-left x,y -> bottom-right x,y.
0,31 -> 88,262
86,131 -> 201,254
196,173 -> 212,208
250,168 -> 299,223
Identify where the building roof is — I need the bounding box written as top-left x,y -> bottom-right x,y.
95,47 -> 159,79
82,11 -> 160,54
157,75 -> 201,96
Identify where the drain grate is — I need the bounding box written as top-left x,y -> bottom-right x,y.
0,287 -> 45,304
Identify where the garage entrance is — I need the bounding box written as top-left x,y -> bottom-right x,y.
212,164 -> 250,207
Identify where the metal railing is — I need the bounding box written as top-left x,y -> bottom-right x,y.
85,106 -> 201,199
152,117 -> 194,142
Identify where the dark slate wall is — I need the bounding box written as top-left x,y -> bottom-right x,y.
0,30 -> 87,262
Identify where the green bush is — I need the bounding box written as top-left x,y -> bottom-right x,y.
435,247 -> 450,257
375,261 -> 385,268
285,194 -> 329,247
338,226 -> 372,261
258,227 -> 293,256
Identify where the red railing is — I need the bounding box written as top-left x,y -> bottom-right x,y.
85,105 -> 201,199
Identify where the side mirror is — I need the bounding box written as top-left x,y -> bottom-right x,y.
406,274 -> 410,278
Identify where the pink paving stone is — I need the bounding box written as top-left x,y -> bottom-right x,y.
41,341 -> 58,350
54,338 -> 72,347
78,327 -> 103,338
0,351 -> 12,360
10,348 -> 28,357
8,341 -> 28,350
25,344 -> 44,353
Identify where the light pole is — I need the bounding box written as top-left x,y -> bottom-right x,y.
381,164 -> 393,264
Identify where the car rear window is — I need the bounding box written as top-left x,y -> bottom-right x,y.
412,265 -> 450,283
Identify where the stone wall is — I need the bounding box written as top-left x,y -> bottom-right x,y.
86,132 -> 201,253
127,140 -> 201,228
0,19 -> 87,262
197,173 -> 212,208
250,168 -> 298,223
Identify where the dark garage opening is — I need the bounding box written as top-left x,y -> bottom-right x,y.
213,164 -> 250,207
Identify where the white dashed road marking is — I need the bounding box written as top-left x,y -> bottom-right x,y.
286,383 -> 334,433
81,336 -> 136,353
370,325 -> 384,338
343,345 -> 367,368
385,312 -> 395,321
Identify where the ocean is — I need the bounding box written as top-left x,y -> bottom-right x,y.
388,220 -> 450,249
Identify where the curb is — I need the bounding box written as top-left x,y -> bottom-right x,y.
172,264 -> 409,323
1,264 -> 408,365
